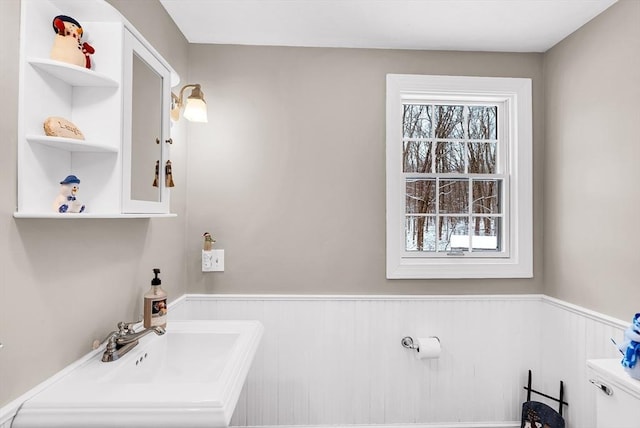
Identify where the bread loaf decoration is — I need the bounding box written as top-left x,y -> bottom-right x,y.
43,116 -> 85,140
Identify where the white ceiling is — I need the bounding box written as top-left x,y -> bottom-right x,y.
159,0 -> 617,53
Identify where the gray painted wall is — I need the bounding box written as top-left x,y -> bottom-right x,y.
0,0 -> 189,407
543,0 -> 640,321
1,0 -> 636,411
184,45 -> 545,295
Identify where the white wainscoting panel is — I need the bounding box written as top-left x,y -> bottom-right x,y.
537,297 -> 625,428
1,294 -> 627,428
176,295 -> 541,427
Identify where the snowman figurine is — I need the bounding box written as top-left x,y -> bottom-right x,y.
618,313 -> 640,379
53,175 -> 85,213
50,15 -> 95,69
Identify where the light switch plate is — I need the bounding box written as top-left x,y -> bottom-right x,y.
202,249 -> 224,272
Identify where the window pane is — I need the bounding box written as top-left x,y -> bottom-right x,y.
434,105 -> 465,139
406,179 -> 436,214
472,179 -> 501,214
438,216 -> 469,251
405,216 -> 436,251
468,106 -> 497,140
397,98 -> 509,259
468,142 -> 496,173
403,141 -> 432,173
403,104 -> 432,138
435,141 -> 465,173
471,217 -> 501,251
439,179 -> 468,214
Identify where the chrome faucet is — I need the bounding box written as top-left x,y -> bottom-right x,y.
101,321 -> 165,362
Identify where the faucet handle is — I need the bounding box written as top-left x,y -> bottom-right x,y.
93,329 -> 119,349
117,320 -> 142,334
93,319 -> 141,351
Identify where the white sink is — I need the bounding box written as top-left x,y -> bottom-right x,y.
13,320 -> 263,428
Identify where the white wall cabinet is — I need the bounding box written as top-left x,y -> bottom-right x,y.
15,0 -> 177,218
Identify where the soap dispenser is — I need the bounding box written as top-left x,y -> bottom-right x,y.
144,268 -> 168,328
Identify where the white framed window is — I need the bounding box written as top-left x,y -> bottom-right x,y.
386,74 -> 532,279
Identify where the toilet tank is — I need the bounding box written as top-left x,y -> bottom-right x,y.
587,359 -> 640,428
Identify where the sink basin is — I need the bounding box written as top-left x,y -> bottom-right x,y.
13,320 -> 263,428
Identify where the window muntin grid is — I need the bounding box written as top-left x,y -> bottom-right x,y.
402,103 -> 506,255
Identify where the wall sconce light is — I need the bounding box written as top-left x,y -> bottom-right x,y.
171,84 -> 208,122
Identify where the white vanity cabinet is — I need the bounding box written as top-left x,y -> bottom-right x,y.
15,0 -> 176,218
587,358 -> 640,428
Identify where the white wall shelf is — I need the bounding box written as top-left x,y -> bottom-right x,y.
28,58 -> 118,87
17,0 -> 177,219
13,212 -> 177,219
26,135 -> 118,153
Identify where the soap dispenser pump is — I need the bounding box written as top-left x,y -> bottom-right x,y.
143,268 -> 168,328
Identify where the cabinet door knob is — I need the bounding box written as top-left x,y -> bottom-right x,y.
165,138 -> 173,144
155,138 -> 160,144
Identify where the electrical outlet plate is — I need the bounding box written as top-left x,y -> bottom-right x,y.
202,249 -> 224,272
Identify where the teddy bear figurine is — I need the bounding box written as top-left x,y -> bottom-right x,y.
50,15 -> 95,69
53,175 -> 85,213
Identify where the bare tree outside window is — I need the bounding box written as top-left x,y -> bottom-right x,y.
403,104 -> 502,252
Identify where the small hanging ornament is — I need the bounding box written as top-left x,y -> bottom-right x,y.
152,160 -> 159,187
165,160 -> 175,187
203,232 -> 216,251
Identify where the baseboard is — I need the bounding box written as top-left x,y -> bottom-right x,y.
0,420 -> 520,428
238,423 -> 521,428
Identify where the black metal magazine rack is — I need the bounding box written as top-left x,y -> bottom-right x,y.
520,369 -> 568,428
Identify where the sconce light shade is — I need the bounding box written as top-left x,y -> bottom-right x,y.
171,83 -> 208,123
183,98 -> 208,122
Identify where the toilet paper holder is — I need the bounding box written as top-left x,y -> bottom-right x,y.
401,336 -> 439,351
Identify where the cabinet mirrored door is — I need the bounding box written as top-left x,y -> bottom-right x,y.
122,28 -> 171,214
130,52 -> 162,202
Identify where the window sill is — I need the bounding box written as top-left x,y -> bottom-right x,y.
387,256 -> 533,279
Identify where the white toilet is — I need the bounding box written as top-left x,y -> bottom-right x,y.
587,359 -> 640,428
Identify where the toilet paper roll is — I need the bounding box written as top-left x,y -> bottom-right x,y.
415,337 -> 441,360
